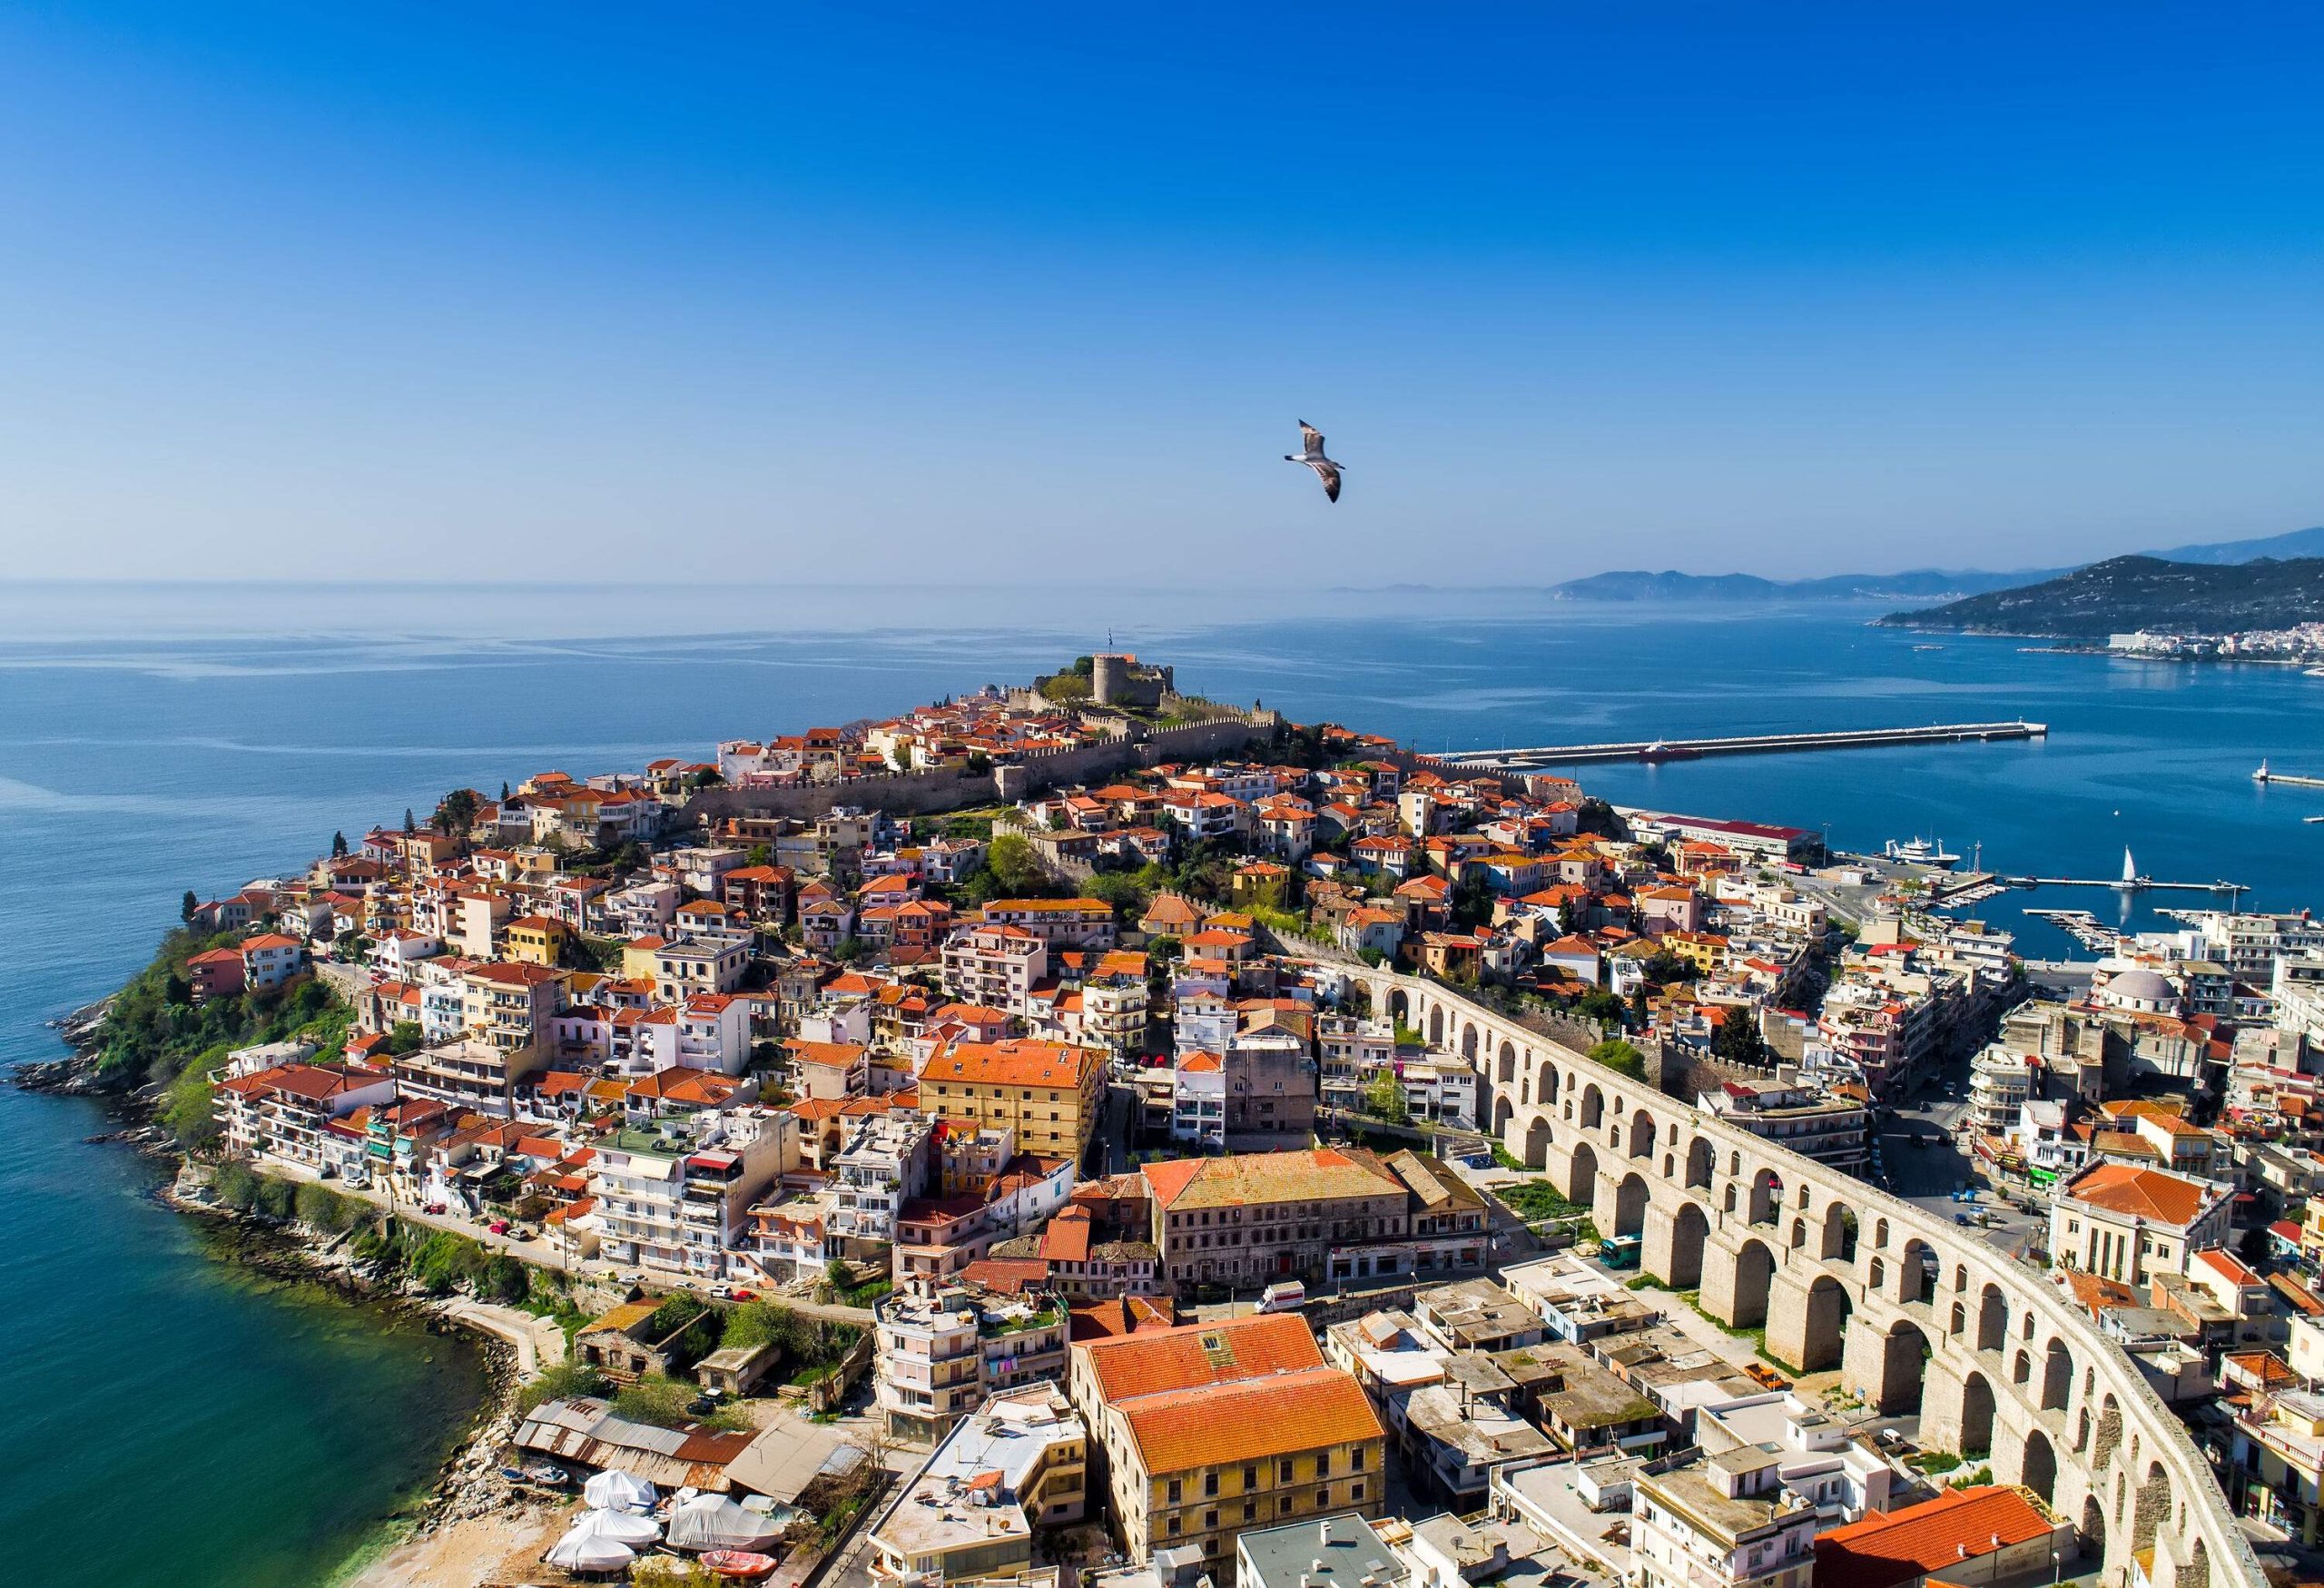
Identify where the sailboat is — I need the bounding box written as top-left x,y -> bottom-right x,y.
2117,846 -> 2140,888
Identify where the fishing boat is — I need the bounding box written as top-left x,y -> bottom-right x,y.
1883,836 -> 1961,870
703,1551 -> 780,1580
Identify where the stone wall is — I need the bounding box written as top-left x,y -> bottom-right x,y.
682,715 -> 1273,827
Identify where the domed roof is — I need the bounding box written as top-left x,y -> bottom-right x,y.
2106,968 -> 2173,1003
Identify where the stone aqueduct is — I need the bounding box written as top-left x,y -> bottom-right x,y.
1360,969 -> 2258,1588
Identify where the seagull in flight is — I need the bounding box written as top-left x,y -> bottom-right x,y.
1285,420 -> 1343,503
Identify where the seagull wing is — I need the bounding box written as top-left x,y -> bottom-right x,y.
1298,421 -> 1326,460
1315,461 -> 1342,503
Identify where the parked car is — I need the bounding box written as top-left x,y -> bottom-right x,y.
488,1218 -> 510,1235
422,1201 -> 448,1216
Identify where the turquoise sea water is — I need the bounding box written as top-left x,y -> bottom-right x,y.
1,583 -> 2317,1584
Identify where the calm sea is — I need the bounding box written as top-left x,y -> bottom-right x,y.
2,582 -> 2317,1585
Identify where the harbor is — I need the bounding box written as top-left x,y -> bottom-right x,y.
1438,718 -> 2047,769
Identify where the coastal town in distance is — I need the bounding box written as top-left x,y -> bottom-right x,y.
76,650 -> 2324,1588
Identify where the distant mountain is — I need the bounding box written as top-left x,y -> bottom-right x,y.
1877,556 -> 2324,636
2143,525 -> 2324,565
1548,567 -> 2044,603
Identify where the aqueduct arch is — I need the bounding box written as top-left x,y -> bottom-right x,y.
1354,967 -> 2256,1588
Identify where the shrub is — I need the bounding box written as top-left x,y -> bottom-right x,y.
517,1358 -> 607,1414
294,1180 -> 364,1232
480,1254 -> 531,1305
612,1374 -> 747,1432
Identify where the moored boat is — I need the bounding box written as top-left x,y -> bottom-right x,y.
703,1550 -> 780,1579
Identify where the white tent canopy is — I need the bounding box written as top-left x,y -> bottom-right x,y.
582,1468 -> 659,1513
571,1506 -> 663,1547
667,1492 -> 785,1553
545,1526 -> 635,1573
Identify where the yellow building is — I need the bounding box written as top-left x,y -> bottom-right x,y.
1069,1312 -> 1384,1568
921,1039 -> 1107,1163
503,913 -> 568,967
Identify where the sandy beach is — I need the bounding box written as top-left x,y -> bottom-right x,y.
342,1497 -> 576,1588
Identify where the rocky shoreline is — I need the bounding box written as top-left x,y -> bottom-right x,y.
162,1169 -> 535,1553
14,1034 -> 536,1579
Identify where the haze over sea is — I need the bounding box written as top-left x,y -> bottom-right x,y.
3,580 -> 2317,1588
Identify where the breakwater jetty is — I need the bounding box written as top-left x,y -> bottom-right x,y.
1438,719 -> 2046,770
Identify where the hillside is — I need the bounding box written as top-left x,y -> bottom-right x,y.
1549,567 -> 2040,602
2144,524 -> 2324,565
1877,556 -> 2324,636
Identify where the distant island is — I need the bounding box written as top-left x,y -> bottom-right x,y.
1545,523 -> 2324,604
1547,567 -> 2040,603
1876,554 -> 2324,638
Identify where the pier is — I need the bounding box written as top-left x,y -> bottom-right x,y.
2255,760 -> 2324,790
1439,719 -> 2046,769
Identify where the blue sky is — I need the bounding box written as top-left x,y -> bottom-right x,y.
4,3 -> 2322,582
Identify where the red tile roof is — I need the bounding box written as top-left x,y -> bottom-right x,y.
1078,1311 -> 1323,1404
1813,1487 -> 2056,1588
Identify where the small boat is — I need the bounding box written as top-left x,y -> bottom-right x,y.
520,1461 -> 571,1486
703,1551 -> 780,1580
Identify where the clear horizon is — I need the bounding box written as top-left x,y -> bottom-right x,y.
5,5 -> 2322,581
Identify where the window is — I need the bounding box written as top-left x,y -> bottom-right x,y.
1278,1497 -> 1293,1515
1350,1482 -> 1364,1503
1243,1465 -> 1258,1489
1278,1460 -> 1295,1482
1315,1487 -> 1330,1507
1243,1502 -> 1256,1523
1204,1474 -> 1218,1498
1351,1447 -> 1365,1472
1167,1517 -> 1182,1536
1316,1454 -> 1330,1477
1167,1480 -> 1181,1504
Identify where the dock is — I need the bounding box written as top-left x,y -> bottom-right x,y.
1439,720 -> 2046,770
2255,761 -> 2324,791
2004,875 -> 2246,897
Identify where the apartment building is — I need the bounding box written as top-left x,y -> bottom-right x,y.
1069,1312 -> 1384,1567
942,924 -> 1048,1012
875,1283 -> 1070,1443
392,1035 -> 547,1118
1631,1447 -> 1818,1588
978,898 -> 1118,950
215,1061 -> 397,1169
921,1039 -> 1108,1164
460,961 -> 565,1058
823,1110 -> 934,1254
1697,1073 -> 1870,1173
1142,1148 -> 1409,1292
869,1384 -> 1088,1584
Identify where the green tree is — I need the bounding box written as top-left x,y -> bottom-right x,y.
402,808 -> 416,834
1588,1037 -> 1647,1080
1361,1068 -> 1410,1125
330,830 -> 349,858
1713,1008 -> 1771,1067
433,787 -> 482,838
181,889 -> 200,922
386,1020 -> 423,1056
985,833 -> 1045,896
1577,987 -> 1626,1026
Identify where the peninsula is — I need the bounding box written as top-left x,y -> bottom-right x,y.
1880,553 -> 2324,639
52,652 -> 2309,1588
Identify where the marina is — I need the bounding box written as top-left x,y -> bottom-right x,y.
2022,908 -> 2131,953
1440,718 -> 2048,769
